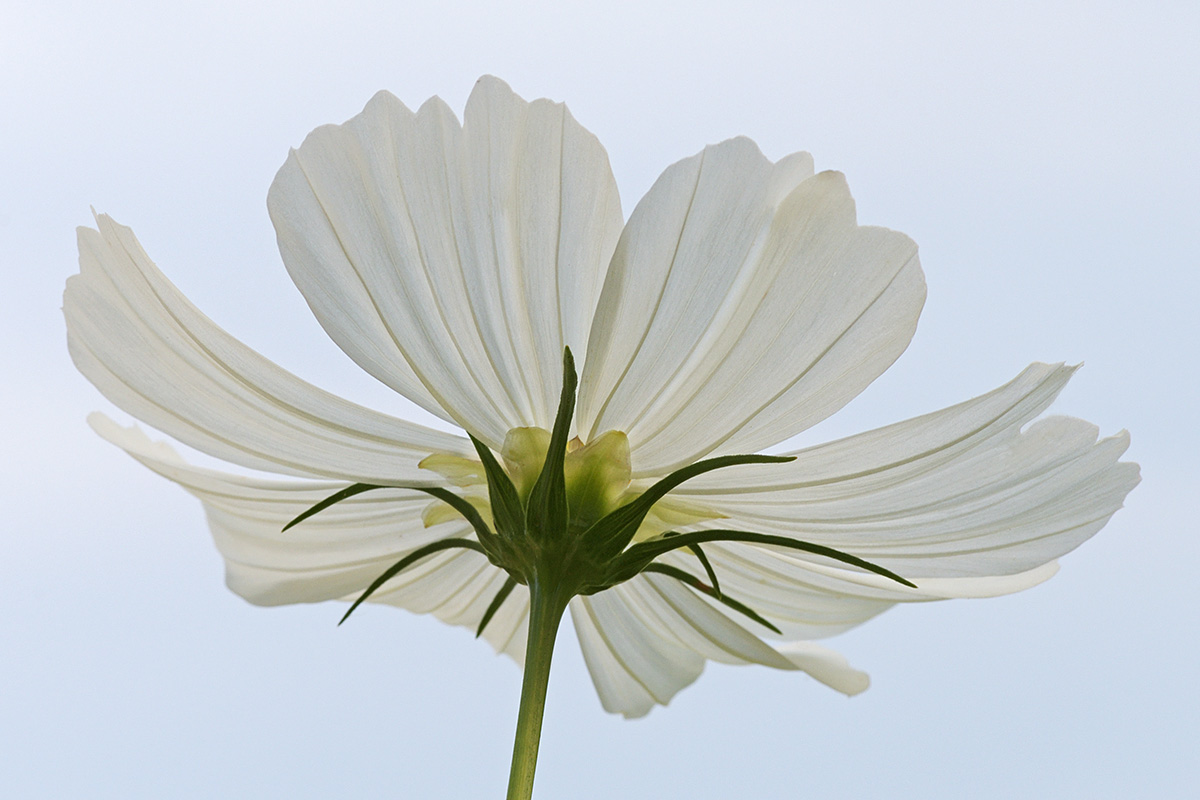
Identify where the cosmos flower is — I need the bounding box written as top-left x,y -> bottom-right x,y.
65,77 -> 1137,792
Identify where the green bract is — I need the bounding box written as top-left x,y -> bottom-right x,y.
287,349 -> 914,637
67,76 -> 1138,800
279,348 -> 917,799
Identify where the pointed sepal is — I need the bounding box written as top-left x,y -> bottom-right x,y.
615,529 -> 916,588
686,544 -> 721,599
340,538 -> 487,625
525,348 -> 577,541
476,575 -> 519,638
581,453 -> 795,558
471,434 -> 525,539
643,563 -> 781,635
283,483 -> 384,531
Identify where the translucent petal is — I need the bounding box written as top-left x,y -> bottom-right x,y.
91,415 -> 526,662
65,215 -> 469,482
577,140 -> 923,474
675,363 -> 1140,579
570,588 -> 704,718
680,543 -> 1057,640
269,76 -> 623,445
565,363 -> 1137,717
570,566 -> 871,717
774,642 -> 870,696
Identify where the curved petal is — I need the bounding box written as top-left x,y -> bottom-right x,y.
675,363 -> 1140,580
577,139 -> 923,474
774,643 -> 870,696
571,565 -> 870,718
269,76 -> 624,445
565,362 -> 1135,717
65,215 -> 470,483
91,415 -> 526,662
687,542 -> 1059,639
569,587 -> 705,718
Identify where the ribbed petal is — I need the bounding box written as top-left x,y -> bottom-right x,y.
675,363 -> 1140,580
91,415 -> 526,662
570,586 -> 705,718
577,139 -> 924,474
569,363 -> 1138,717
269,76 -> 623,445
65,215 -> 469,483
570,566 -> 870,718
682,543 -> 1058,640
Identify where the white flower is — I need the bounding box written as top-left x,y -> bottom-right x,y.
65,76 -> 1138,720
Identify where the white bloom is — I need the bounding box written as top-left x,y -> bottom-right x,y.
65,77 -> 1138,719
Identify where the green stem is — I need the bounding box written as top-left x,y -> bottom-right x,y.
506,576 -> 569,800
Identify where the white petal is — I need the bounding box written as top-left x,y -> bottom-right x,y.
577,140 -> 923,474
570,589 -> 704,718
774,641 -> 870,696
65,216 -> 470,482
682,542 -> 1057,641
676,363 -> 1140,580
572,568 -> 796,718
570,564 -> 870,717
637,572 -> 796,668
662,545 -> 897,639
92,415 -> 526,660
269,76 -> 623,444
564,362 -> 1136,716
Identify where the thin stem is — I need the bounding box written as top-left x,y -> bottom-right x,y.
506,576 -> 569,800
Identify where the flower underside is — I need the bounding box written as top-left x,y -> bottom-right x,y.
284,348 -> 916,637
63,75 -> 1144,800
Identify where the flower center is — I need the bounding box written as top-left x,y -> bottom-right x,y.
503,428 -> 631,531
419,427 -> 722,541
289,349 -> 913,638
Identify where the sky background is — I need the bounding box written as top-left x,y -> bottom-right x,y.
3,1 -> 1197,797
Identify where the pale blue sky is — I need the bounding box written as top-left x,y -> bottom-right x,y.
3,1 -> 1197,797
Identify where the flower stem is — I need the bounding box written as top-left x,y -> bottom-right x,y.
506,576 -> 569,800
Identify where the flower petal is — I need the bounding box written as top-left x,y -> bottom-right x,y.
65,215 -> 470,482
566,362 -> 1134,716
577,139 -> 924,474
774,642 -> 870,696
91,414 -> 527,661
269,76 -> 623,444
676,363 -> 1140,580
687,542 -> 1058,639
569,588 -> 705,718
571,565 -> 870,717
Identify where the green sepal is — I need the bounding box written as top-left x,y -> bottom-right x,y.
282,482 -> 496,544
581,453 -> 795,559
284,481 -> 501,558
282,483 -> 384,532
419,486 -> 501,551
524,349 -> 577,541
686,544 -> 721,599
340,538 -> 486,625
476,575 -> 519,638
614,529 -> 916,588
642,563 -> 781,635
470,433 -> 525,539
